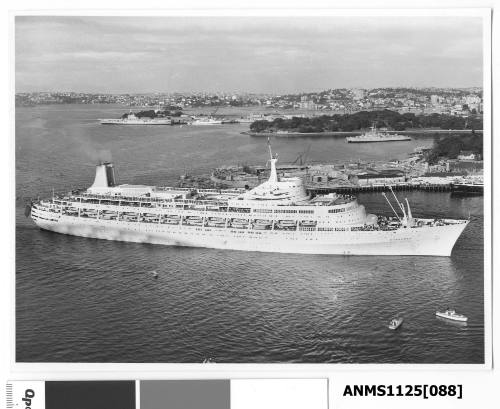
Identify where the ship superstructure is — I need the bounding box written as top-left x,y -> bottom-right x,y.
29,146 -> 468,256
346,126 -> 412,143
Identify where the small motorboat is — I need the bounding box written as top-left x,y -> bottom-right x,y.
436,309 -> 468,322
388,317 -> 403,330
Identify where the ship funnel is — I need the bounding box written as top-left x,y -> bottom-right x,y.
90,162 -> 116,189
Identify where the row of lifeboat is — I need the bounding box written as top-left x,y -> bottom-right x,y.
65,208 -> 318,229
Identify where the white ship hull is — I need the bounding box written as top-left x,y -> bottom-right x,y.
346,136 -> 412,143
346,126 -> 412,143
32,213 -> 468,256
435,311 -> 468,321
30,154 -> 468,257
190,121 -> 223,126
99,119 -> 171,125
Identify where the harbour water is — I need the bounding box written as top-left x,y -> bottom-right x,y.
16,105 -> 484,363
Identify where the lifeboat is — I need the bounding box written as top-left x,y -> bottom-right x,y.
209,217 -> 225,223
254,219 -> 272,226
278,220 -> 296,226
121,212 -> 138,221
231,219 -> 249,228
162,214 -> 181,224
184,216 -> 203,225
141,214 -> 159,223
164,218 -> 180,225
253,224 -> 270,230
276,220 -> 297,229
206,217 -> 226,227
81,209 -> 98,218
64,207 -> 79,216
206,219 -> 226,227
100,212 -> 117,220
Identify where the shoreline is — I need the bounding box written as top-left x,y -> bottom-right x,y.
243,129 -> 483,137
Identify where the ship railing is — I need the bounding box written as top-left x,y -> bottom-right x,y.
62,199 -> 237,214
75,193 -> 230,208
156,186 -> 245,195
77,193 -> 167,203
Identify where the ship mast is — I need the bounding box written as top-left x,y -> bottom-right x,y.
388,185 -> 409,226
267,137 -> 278,183
405,198 -> 414,227
381,192 -> 401,221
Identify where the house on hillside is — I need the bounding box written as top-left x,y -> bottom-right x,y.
457,150 -> 479,161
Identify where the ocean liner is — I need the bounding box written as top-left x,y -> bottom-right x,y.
29,146 -> 468,256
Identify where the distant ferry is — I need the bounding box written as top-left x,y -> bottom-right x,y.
451,177 -> 484,196
28,143 -> 468,256
190,116 -> 223,126
100,112 -> 171,125
346,126 -> 412,143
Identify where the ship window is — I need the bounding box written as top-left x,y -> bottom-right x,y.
254,209 -> 273,213
328,208 -> 346,213
228,207 -> 251,213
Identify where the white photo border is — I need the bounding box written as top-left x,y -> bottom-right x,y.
5,5 -> 494,381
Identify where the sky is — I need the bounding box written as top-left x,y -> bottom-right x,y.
15,16 -> 484,94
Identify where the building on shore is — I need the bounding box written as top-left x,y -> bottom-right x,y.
348,169 -> 406,186
457,150 -> 480,161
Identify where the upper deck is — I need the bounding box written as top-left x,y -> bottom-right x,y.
33,147 -> 370,229
77,154 -> 360,213
52,187 -> 358,214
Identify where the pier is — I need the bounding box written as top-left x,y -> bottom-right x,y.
307,182 -> 452,195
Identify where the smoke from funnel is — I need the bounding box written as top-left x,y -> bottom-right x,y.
58,128 -> 113,165
97,149 -> 113,164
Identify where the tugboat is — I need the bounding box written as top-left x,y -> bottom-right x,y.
388,317 -> 404,330
435,309 -> 468,322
